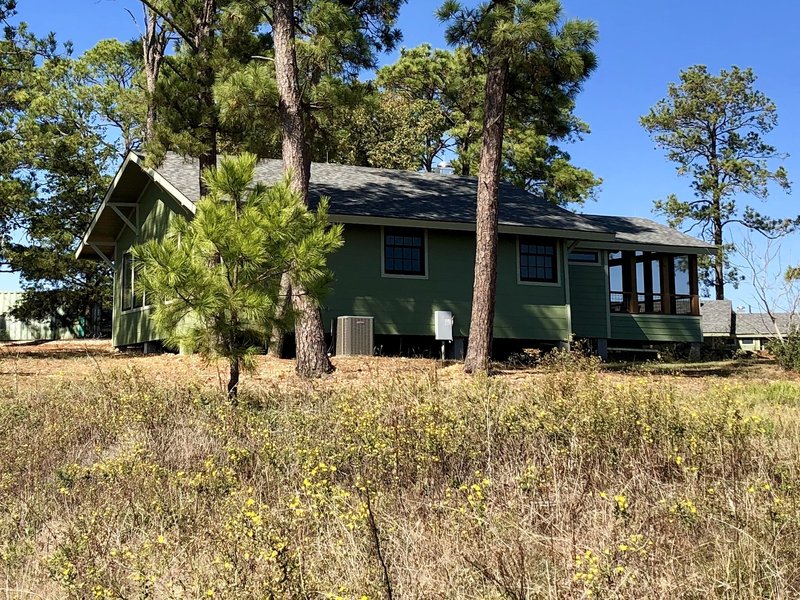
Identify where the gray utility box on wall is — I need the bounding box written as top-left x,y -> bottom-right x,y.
336,316 -> 374,356
434,311 -> 454,341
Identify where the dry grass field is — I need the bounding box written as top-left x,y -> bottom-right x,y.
1,341 -> 800,598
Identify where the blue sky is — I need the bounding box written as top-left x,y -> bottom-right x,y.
5,0 -> 799,309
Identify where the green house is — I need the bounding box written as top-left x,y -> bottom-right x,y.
76,151 -> 714,356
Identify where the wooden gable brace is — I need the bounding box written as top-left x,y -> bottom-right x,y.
89,244 -> 114,268
109,205 -> 137,234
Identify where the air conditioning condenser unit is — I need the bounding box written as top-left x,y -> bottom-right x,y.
336,316 -> 374,356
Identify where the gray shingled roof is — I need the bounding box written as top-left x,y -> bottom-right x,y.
735,313 -> 800,337
701,300 -> 733,336
156,153 -> 610,237
582,215 -> 716,250
151,152 -> 716,249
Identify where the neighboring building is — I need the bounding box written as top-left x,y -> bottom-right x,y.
736,312 -> 800,351
0,291 -> 80,341
76,151 -> 715,355
700,300 -> 799,351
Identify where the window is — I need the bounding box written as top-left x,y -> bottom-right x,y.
519,237 -> 557,283
120,252 -> 145,311
569,250 -> 600,263
133,262 -> 144,309
384,228 -> 425,276
121,253 -> 132,311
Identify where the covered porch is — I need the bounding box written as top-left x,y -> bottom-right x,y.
608,251 -> 701,317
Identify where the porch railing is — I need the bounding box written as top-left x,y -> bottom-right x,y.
610,291 -> 700,316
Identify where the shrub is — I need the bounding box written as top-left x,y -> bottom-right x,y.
769,332 -> 800,371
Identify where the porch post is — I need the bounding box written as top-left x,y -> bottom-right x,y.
660,254 -> 674,315
643,255 -> 654,313
623,251 -> 638,313
688,254 -> 700,315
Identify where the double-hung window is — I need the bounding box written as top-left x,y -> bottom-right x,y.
383,228 -> 425,277
121,254 -> 133,311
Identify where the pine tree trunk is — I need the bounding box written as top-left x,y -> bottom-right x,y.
459,131 -> 472,176
273,0 -> 308,197
141,5 -> 167,143
144,87 -> 157,145
228,358 -> 240,399
714,217 -> 724,300
196,0 -> 217,197
463,52 -> 510,375
293,292 -> 334,377
272,0 -> 334,377
268,272 -> 292,357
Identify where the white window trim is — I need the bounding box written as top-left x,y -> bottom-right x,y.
120,305 -> 153,316
118,186 -> 154,315
516,236 -> 561,287
380,226 -> 429,280
120,251 -> 151,314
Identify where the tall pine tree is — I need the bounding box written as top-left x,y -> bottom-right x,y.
2,7 -> 139,334
0,0 -> 57,274
439,0 -> 597,373
641,66 -> 792,300
250,0 -> 405,376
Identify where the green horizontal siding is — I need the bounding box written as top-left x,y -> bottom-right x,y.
610,314 -> 702,343
114,308 -> 160,347
323,225 -> 568,341
112,182 -> 186,347
108,185 -> 703,348
568,262 -> 608,339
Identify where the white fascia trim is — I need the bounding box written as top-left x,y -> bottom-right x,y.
127,152 -> 196,215
76,152 -> 137,258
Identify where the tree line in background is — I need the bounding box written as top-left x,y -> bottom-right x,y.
0,0 -> 602,375
0,0 -> 793,376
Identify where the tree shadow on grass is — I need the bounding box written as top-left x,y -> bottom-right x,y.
602,358 -> 777,378
0,341 -> 118,361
